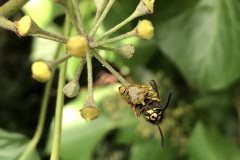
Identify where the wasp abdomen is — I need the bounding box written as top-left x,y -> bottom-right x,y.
119,86 -> 131,104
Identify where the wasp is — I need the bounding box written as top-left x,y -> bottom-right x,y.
138,80 -> 172,148
118,82 -> 160,117
119,80 -> 172,148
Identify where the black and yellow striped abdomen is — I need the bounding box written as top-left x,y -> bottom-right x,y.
119,86 -> 131,104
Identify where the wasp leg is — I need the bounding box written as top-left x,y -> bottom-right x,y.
145,97 -> 160,101
138,85 -> 152,89
130,104 -> 135,110
130,104 -> 140,118
138,107 -> 145,116
147,91 -> 158,95
134,111 -> 140,118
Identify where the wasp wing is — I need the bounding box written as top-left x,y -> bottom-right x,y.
149,80 -> 160,99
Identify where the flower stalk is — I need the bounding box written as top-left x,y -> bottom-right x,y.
95,0 -> 154,40
96,44 -> 134,59
92,0 -> 108,28
19,78 -> 54,160
72,0 -> 87,36
92,50 -> 129,86
89,0 -> 116,38
0,16 -> 17,33
50,15 -> 71,160
90,30 -> 136,47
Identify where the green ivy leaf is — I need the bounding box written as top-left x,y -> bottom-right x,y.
156,0 -> 240,91
0,129 -> 40,160
188,122 -> 240,160
129,139 -> 174,160
23,0 -> 64,27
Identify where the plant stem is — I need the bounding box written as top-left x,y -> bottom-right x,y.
64,3 -> 82,35
75,58 -> 86,81
72,0 -> 86,36
92,50 -> 129,86
86,51 -> 94,99
50,15 -> 71,160
92,0 -> 108,30
0,16 -> 17,33
0,0 -> 29,18
88,0 -> 115,38
50,49 -> 67,160
96,46 -> 118,52
96,12 -> 139,41
51,53 -> 72,67
90,30 -> 135,48
30,28 -> 69,43
19,77 -> 54,160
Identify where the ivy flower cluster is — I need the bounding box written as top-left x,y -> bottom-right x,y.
2,0 -> 155,120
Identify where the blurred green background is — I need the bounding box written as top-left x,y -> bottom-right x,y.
0,0 -> 240,159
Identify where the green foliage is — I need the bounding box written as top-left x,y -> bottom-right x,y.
189,122 -> 240,160
1,0 -> 240,160
0,129 -> 40,160
155,0 -> 240,92
45,85 -> 137,160
23,0 -> 64,27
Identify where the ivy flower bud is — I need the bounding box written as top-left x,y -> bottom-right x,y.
141,0 -> 155,13
80,100 -> 99,121
31,61 -> 53,82
67,35 -> 89,58
118,44 -> 135,59
15,15 -> 32,36
136,19 -> 154,40
63,79 -> 80,98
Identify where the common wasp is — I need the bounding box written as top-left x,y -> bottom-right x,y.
118,82 -> 160,117
138,80 -> 172,148
119,80 -> 172,148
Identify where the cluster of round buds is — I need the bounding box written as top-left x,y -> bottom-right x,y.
7,0 -> 156,121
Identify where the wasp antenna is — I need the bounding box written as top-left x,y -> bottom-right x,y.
163,91 -> 172,111
157,124 -> 164,149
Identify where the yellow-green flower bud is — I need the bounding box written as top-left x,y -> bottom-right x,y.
67,36 -> 89,58
80,106 -> 99,121
136,19 -> 154,40
31,61 -> 52,82
118,44 -> 135,59
141,0 -> 155,13
80,100 -> 99,121
15,15 -> 32,36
